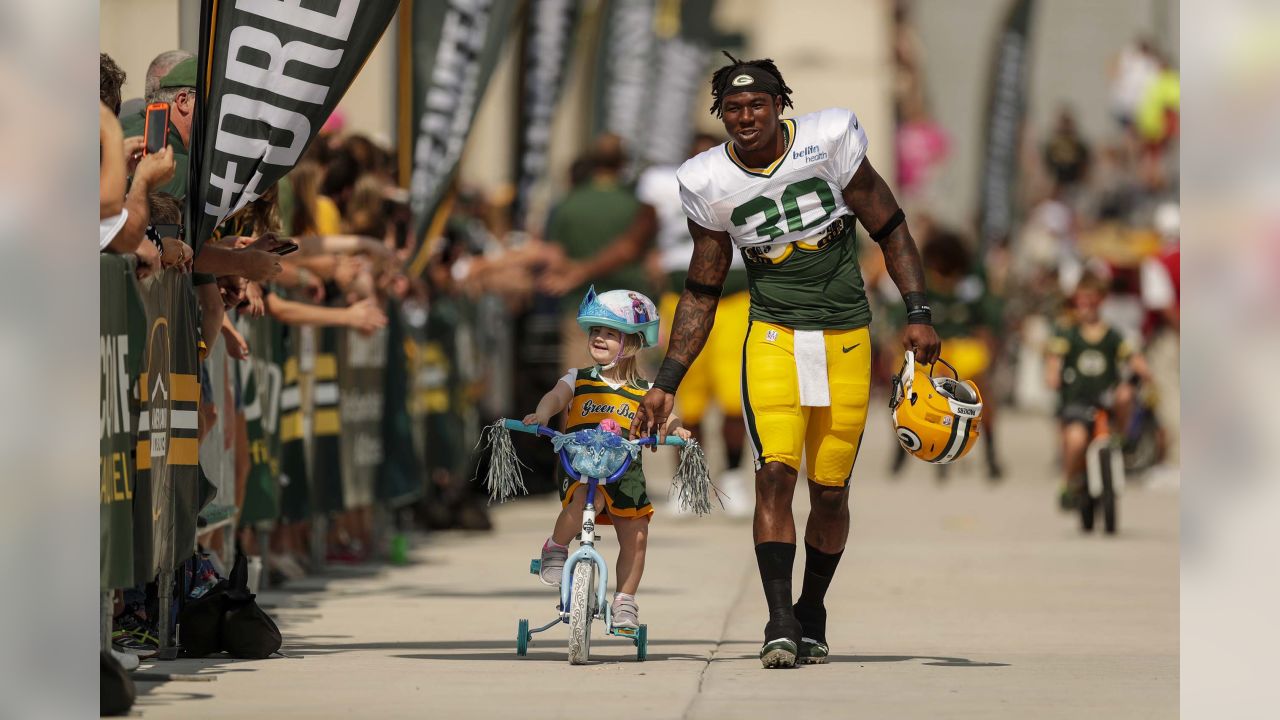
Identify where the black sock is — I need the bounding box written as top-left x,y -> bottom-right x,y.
755,542 -> 796,619
797,543 -> 842,608
795,543 -> 842,641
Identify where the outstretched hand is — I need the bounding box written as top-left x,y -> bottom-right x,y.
538,259 -> 587,297
345,297 -> 388,335
633,387 -> 675,447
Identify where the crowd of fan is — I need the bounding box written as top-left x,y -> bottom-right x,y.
98,48 -> 511,676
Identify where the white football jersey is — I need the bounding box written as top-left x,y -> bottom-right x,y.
676,108 -> 868,256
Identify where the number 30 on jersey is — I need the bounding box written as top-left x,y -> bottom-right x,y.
729,178 -> 836,242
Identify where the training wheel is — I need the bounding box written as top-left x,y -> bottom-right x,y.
636,624 -> 647,662
529,559 -> 541,575
517,619 -> 529,656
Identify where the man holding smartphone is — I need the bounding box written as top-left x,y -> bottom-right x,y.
120,57 -> 197,200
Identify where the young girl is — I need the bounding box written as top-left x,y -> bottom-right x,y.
524,286 -> 689,629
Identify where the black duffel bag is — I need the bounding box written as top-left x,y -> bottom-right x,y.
177,579 -> 231,658
219,550 -> 282,659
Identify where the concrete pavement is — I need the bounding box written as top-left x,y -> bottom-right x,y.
131,408 -> 1178,719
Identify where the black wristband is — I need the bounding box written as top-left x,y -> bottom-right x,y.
870,208 -> 906,243
904,291 -> 932,325
653,357 -> 689,394
684,277 -> 723,298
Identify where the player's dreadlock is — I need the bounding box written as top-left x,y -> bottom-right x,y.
709,51 -> 794,117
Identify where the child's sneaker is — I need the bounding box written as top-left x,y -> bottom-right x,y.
538,539 -> 568,586
611,593 -> 639,629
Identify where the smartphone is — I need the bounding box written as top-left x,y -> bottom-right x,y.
143,102 -> 170,155
269,240 -> 300,256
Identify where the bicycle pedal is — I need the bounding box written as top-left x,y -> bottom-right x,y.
529,559 -> 541,575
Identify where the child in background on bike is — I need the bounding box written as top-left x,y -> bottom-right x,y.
523,286 -> 690,629
1046,273 -> 1149,509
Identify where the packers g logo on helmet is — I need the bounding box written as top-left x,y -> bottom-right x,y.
890,351 -> 983,464
896,427 -> 923,452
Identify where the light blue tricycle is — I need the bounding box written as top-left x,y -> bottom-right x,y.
481,418 -> 710,665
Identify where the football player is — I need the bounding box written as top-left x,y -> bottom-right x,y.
635,53 -> 940,668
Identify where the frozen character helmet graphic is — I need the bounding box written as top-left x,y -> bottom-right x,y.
576,285 -> 660,348
629,293 -> 651,324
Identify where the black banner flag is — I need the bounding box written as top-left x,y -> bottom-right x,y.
406,0 -> 518,276
977,0 -> 1036,252
189,0 -> 399,251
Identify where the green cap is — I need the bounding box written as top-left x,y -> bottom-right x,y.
158,57 -> 197,89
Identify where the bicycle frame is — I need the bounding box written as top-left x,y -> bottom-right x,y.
1085,409 -> 1126,499
561,488 -> 610,626
501,419 -> 684,626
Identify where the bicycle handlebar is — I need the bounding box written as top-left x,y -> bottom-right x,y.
499,418 -> 686,483
502,418 -> 556,437
500,418 -> 686,447
635,435 -> 686,447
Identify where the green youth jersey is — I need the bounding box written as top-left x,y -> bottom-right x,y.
1048,324 -> 1131,408
555,368 -> 651,510
677,108 -> 872,331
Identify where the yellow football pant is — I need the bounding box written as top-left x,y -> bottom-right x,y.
741,321 -> 871,487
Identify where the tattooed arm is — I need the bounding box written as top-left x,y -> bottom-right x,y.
634,219 -> 733,439
843,158 -> 941,364
666,220 -> 733,365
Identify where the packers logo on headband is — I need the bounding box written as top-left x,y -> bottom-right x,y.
732,74 -> 754,87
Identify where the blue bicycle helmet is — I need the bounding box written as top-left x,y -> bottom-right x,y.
576,285 -> 660,348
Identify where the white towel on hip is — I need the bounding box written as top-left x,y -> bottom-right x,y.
793,330 -> 830,407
